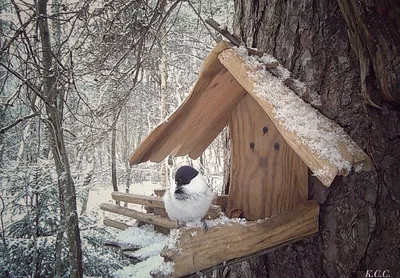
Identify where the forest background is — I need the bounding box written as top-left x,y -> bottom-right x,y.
0,0 -> 233,276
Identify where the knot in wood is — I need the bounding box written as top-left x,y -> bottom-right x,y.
250,142 -> 255,150
274,143 -> 280,150
262,126 -> 268,134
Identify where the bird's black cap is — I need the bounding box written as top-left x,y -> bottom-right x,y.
175,166 -> 198,186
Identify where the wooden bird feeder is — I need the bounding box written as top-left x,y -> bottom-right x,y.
108,41 -> 371,277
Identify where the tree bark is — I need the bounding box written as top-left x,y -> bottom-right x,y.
230,0 -> 400,277
111,114 -> 120,205
160,22 -> 168,188
37,0 -> 83,276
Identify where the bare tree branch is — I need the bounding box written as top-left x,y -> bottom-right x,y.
0,113 -> 38,134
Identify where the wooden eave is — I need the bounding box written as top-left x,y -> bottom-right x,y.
129,41 -> 244,164
129,41 -> 371,187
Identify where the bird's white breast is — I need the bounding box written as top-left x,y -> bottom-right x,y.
163,174 -> 215,223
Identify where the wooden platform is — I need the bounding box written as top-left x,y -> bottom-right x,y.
161,200 -> 319,277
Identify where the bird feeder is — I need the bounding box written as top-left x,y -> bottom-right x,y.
126,41 -> 371,277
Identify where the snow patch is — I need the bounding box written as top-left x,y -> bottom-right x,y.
167,229 -> 181,251
184,213 -> 246,229
111,225 -> 173,277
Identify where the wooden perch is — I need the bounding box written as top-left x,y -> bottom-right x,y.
110,192 -> 222,220
103,217 -> 132,230
100,203 -> 179,229
104,241 -> 139,252
161,200 -> 319,277
112,192 -> 164,208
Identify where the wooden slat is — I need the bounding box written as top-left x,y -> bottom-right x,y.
212,195 -> 228,212
100,203 -> 179,229
161,200 -> 319,277
218,49 -> 371,186
173,69 -> 247,158
153,189 -> 172,235
227,94 -> 308,220
129,41 -> 234,165
103,217 -> 131,230
112,192 -> 164,208
104,241 -> 138,252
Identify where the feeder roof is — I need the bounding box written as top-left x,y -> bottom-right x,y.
129,41 -> 371,187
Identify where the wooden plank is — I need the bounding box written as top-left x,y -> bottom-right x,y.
129,41 -> 233,165
153,189 -> 172,235
100,203 -> 179,229
112,192 -> 164,208
103,217 -> 131,230
104,241 -> 139,252
161,200 -> 319,277
218,49 -> 372,186
212,195 -> 228,212
173,69 -> 247,158
227,94 -> 308,220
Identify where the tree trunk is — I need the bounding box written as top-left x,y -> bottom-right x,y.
111,114 -> 120,205
160,23 -> 168,188
123,104 -> 132,208
37,0 -> 83,277
228,0 -> 400,277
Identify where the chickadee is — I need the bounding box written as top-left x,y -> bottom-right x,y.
163,166 -> 215,229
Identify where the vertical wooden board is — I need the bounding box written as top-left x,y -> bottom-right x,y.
227,94 -> 308,220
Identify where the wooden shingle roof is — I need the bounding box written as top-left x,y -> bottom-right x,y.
129,41 -> 371,187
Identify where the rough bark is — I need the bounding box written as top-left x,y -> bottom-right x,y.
230,0 -> 400,277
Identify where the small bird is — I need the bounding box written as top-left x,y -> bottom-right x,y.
163,166 -> 215,229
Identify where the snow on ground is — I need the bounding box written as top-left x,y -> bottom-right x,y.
112,225 -> 173,277
113,254 -> 173,278
86,182 -> 175,277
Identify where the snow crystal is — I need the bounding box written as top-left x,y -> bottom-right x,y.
166,229 -> 181,250
184,213 -> 246,229
230,48 -> 360,173
190,231 -> 197,237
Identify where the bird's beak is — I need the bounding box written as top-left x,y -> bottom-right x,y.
174,184 -> 183,194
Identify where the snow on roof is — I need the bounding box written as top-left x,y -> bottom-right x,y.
130,41 -> 371,187
235,46 -> 355,171
219,46 -> 371,186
